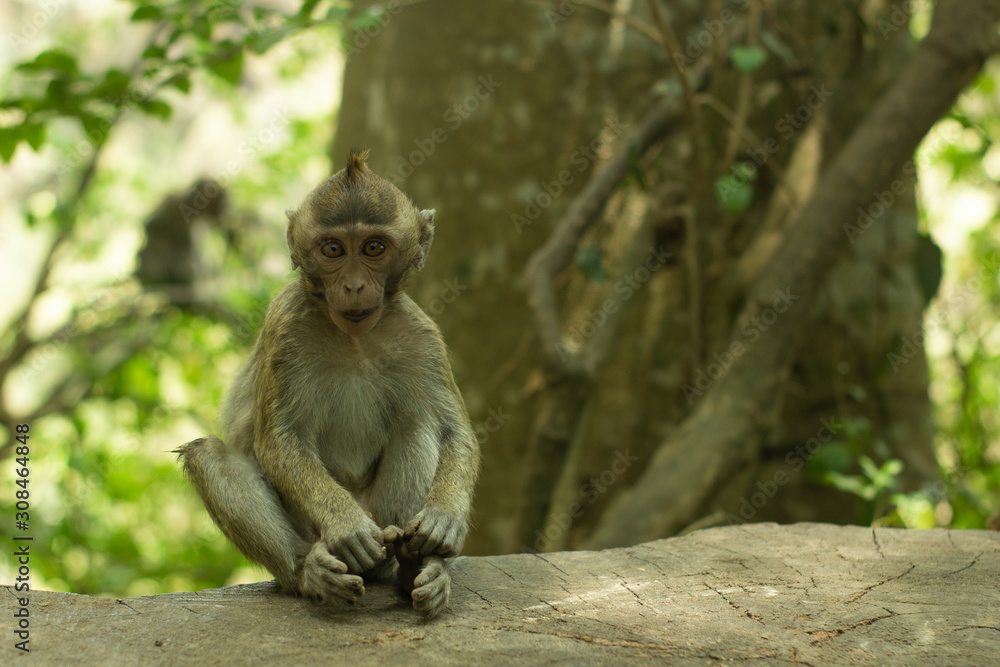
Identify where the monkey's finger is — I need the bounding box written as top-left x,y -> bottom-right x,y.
436,523 -> 462,557
383,525 -> 404,545
412,565 -> 449,618
339,549 -> 364,574
414,586 -> 449,618
350,538 -> 387,573
312,547 -> 349,575
414,520 -> 453,556
403,515 -> 423,540
329,574 -> 366,604
404,521 -> 429,554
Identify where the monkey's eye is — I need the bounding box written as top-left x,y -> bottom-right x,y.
362,240 -> 386,257
320,241 -> 344,258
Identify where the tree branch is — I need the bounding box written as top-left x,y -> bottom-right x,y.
583,0 -> 1000,549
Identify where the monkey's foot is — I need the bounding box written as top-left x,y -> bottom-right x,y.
411,556 -> 450,619
299,541 -> 365,604
385,527 -> 450,618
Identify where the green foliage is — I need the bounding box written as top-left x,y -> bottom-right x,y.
920,65 -> 1000,531
805,63 -> 1000,533
807,415 -> 907,525
576,244 -> 610,282
716,167 -> 756,214
0,1 -> 343,596
0,0 -> 341,165
729,46 -> 767,73
914,232 -> 943,304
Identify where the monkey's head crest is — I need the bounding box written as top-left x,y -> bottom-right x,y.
344,148 -> 370,181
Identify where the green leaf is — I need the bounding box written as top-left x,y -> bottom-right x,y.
857,456 -> 903,494
249,25 -> 297,55
165,73 -> 192,93
715,171 -> 755,214
576,244 -> 610,282
93,69 -> 132,100
350,7 -> 385,32
138,98 -> 172,120
848,384 -> 867,403
0,128 -> 19,162
44,78 -> 75,114
142,45 -> 167,60
806,443 -> 853,479
208,52 -> 243,85
914,233 -> 943,304
730,46 -> 767,73
81,115 -> 110,146
822,471 -> 875,501
192,16 -> 212,40
21,122 -> 46,150
18,49 -> 79,75
298,0 -> 322,18
130,5 -> 163,22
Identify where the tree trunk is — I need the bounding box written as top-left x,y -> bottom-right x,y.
330,0 -> 991,554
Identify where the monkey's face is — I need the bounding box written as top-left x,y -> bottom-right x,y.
287,151 -> 435,338
308,227 -> 400,337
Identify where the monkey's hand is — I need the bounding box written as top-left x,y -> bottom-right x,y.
401,506 -> 467,559
320,509 -> 387,575
299,541 -> 365,604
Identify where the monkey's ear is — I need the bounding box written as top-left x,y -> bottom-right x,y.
416,209 -> 435,270
285,209 -> 300,269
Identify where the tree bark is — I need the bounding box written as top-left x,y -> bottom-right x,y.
584,0 -> 1000,549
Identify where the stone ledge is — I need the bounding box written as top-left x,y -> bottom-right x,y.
3,523 -> 998,665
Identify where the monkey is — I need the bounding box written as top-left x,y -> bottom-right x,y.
136,177 -> 228,304
176,150 -> 479,618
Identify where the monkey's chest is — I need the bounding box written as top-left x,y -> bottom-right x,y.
310,372 -> 394,490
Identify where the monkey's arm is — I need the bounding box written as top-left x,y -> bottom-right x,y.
403,370 -> 481,558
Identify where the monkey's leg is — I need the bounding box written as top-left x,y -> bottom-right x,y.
178,437 -> 365,603
386,526 -> 451,618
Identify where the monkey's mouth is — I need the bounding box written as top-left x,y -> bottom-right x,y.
341,308 -> 377,322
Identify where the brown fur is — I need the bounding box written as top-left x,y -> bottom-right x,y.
178,152 -> 477,618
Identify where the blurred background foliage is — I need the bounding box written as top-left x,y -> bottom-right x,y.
0,0 -> 997,597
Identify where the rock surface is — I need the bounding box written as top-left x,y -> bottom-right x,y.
3,523 -> 998,664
